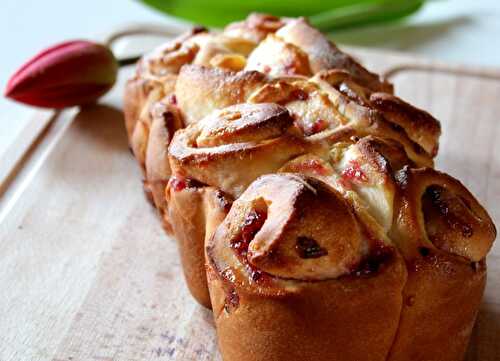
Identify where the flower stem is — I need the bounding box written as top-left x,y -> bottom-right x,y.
117,55 -> 142,67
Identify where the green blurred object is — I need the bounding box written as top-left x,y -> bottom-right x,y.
139,0 -> 425,30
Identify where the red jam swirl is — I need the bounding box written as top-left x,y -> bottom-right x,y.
168,94 -> 177,105
169,175 -> 204,192
230,209 -> 271,284
302,118 -> 328,136
289,89 -> 309,102
224,287 -> 240,313
339,161 -> 368,190
231,209 -> 267,257
289,158 -> 331,177
241,209 -> 267,244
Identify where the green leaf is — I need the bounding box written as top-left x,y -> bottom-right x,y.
140,0 -> 425,31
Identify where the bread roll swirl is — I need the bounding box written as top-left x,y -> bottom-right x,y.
313,69 -> 441,156
275,18 -> 393,92
173,66 -> 434,167
208,174 -> 369,283
169,103 -> 308,197
206,174 -> 407,361
386,167 -> 496,361
392,167 -> 496,262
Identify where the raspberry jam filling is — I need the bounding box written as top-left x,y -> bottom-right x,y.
231,210 -> 265,258
289,158 -> 331,176
168,94 -> 177,105
224,287 -> 240,313
339,161 -> 368,190
289,89 -> 309,101
169,175 -> 204,192
310,118 -> 329,135
303,118 -> 329,136
240,209 -> 267,251
230,209 -> 271,284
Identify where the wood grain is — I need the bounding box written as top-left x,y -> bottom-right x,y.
0,48 -> 498,361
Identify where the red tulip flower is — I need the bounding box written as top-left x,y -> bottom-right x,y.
4,40 -> 118,108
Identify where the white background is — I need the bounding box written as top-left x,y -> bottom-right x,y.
1,0 -> 499,156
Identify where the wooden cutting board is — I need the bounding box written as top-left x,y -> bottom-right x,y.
0,45 -> 499,361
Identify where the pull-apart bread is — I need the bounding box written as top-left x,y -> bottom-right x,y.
124,13 -> 496,361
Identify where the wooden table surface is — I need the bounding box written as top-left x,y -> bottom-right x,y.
0,47 -> 499,361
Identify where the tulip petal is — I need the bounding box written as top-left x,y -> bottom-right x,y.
5,40 -> 118,108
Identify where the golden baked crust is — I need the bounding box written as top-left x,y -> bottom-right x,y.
206,174 -> 407,361
273,145 -> 495,361
312,69 -> 441,156
384,167 -> 495,361
166,181 -> 232,307
123,12 -> 496,361
276,18 -> 393,92
223,13 -> 285,45
175,65 -> 267,126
